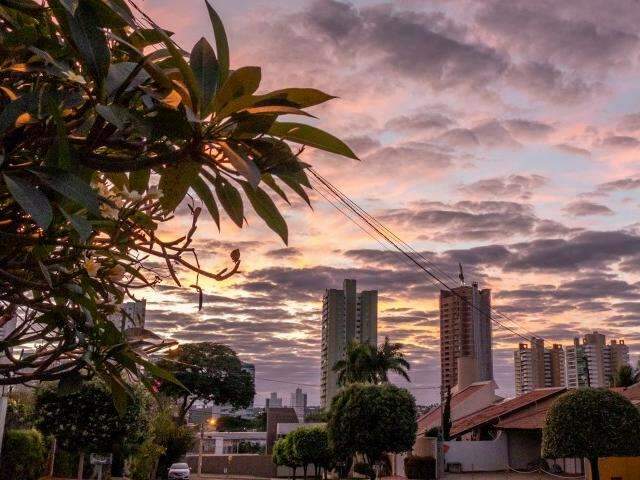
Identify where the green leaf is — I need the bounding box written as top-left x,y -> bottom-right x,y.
47,100 -> 71,170
219,141 -> 261,188
96,104 -> 130,129
190,37 -> 219,116
262,173 -> 290,205
262,87 -> 336,108
238,105 -> 315,118
60,0 -> 78,14
212,66 -> 261,116
0,93 -> 35,135
65,1 -> 111,83
269,122 -> 359,160
134,355 -> 186,390
278,173 -> 311,207
158,29 -> 202,113
60,207 -> 93,242
158,160 -> 201,212
205,0 -> 229,85
240,182 -> 288,244
3,174 -> 53,229
33,170 -> 101,216
215,177 -> 243,227
191,175 -> 220,228
129,169 -> 150,193
105,61 -> 149,97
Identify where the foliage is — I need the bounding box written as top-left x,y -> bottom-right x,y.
128,438 -> 166,480
0,428 -> 47,480
328,383 -> 417,479
304,408 -> 329,423
288,425 -> 332,479
152,411 -> 196,478
404,455 -> 436,480
612,364 -> 636,387
353,462 -> 375,478
215,415 -> 254,431
272,435 -> 300,478
542,389 -> 640,480
0,0 -> 357,393
425,427 -> 440,438
35,380 -> 149,455
237,440 -> 265,454
4,390 -> 35,429
442,386 -> 452,441
333,337 -> 411,387
157,342 -> 255,422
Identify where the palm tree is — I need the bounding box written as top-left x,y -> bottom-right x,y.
613,364 -> 635,387
332,337 -> 411,386
372,337 -> 411,383
333,340 -> 376,386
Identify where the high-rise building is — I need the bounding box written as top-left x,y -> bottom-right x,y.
514,339 -> 565,396
265,392 -> 283,408
321,279 -> 378,408
289,388 -> 307,421
565,332 -> 630,388
440,282 -> 492,391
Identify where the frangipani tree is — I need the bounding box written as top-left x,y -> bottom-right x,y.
0,0 -> 357,397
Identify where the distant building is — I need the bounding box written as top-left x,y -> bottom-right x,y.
321,279 -> 378,408
265,392 -> 282,408
289,388 -> 307,422
440,282 -> 493,392
565,331 -> 629,388
514,339 -> 565,396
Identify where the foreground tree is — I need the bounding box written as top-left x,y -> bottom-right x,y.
157,342 -> 254,422
327,383 -> 417,480
542,389 -> 640,480
35,381 -> 149,479
0,0 -> 357,392
333,337 -> 410,387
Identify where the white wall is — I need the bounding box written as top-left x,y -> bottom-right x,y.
444,431 -> 508,472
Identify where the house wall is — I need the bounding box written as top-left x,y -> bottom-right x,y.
186,454 -> 276,478
506,429 -> 542,469
444,431 -> 508,472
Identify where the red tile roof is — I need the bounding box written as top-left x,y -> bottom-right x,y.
416,382 -> 488,434
451,387 -> 566,437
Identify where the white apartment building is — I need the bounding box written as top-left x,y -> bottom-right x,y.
565,332 -> 629,388
514,339 -> 565,396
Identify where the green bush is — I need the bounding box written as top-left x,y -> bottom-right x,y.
353,461 -> 375,478
404,455 -> 436,479
0,429 -> 47,480
129,439 -> 165,480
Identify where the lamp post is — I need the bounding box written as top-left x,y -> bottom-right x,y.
197,416 -> 217,479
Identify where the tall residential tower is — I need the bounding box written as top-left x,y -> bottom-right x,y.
321,279 -> 378,407
440,282 -> 493,391
514,339 -> 565,396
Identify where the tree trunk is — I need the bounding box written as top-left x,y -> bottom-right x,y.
303,464 -> 308,479
77,452 -> 84,480
590,457 -> 600,480
291,466 -> 297,480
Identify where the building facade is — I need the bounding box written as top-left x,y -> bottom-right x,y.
514,339 -> 565,396
565,332 -> 629,388
321,279 -> 378,407
265,392 -> 283,408
440,282 -> 493,391
289,388 -> 307,421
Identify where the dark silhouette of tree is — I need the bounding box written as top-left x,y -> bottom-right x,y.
542,389 -> 640,480
442,386 -> 452,441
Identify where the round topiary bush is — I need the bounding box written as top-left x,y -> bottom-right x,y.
542,388 -> 640,480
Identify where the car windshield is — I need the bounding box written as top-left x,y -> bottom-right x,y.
170,463 -> 189,469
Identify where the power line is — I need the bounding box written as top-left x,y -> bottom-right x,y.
309,168 -> 536,344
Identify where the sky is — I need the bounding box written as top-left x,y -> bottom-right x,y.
140,0 -> 640,405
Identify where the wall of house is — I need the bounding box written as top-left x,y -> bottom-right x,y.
444,431 -> 508,471
506,429 -> 542,469
186,454 -> 276,478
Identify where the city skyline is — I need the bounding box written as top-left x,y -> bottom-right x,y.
134,0 -> 640,405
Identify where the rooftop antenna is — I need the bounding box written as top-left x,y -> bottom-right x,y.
458,263 -> 465,286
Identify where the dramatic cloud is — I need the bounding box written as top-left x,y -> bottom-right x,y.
562,200 -> 614,217
459,174 -> 548,200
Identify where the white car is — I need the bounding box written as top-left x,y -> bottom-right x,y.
168,462 -> 191,479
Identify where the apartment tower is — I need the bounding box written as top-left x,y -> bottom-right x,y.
514,339 -> 565,396
321,279 -> 378,408
440,282 -> 493,391
565,331 -> 630,388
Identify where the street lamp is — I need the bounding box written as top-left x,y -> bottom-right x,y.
198,416 -> 218,479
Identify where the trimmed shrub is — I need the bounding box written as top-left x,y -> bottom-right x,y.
0,429 -> 47,480
404,455 -> 436,480
353,461 -> 375,478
